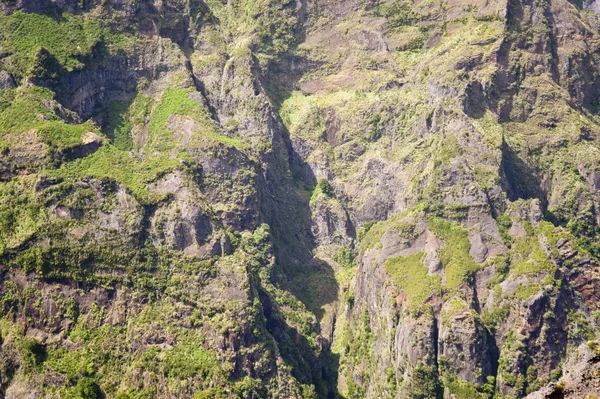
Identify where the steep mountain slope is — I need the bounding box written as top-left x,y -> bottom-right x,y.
1,0 -> 600,398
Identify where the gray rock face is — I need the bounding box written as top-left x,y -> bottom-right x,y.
585,0 -> 600,14
0,70 -> 15,89
526,341 -> 600,399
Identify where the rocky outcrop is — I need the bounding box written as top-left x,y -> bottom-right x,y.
526,341 -> 600,399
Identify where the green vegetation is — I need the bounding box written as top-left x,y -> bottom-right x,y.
146,88 -> 246,152
37,121 -> 103,151
437,134 -> 460,165
368,113 -> 382,141
0,0 -> 599,396
406,361 -> 440,398
427,202 -> 469,220
511,246 -> 556,278
0,88 -> 16,115
63,377 -> 103,399
101,96 -> 152,151
384,252 -> 441,314
0,86 -> 60,134
0,12 -> 102,78
372,0 -> 421,28
443,373 -> 489,399
428,217 -> 481,293
514,283 -> 541,300
337,246 -> 355,268
203,0 -> 298,66
496,213 -> 514,246
162,344 -> 217,379
339,309 -> 376,399
497,330 -> 527,392
0,177 -> 46,255
40,311 -> 225,397
310,178 -> 336,204
147,88 -> 207,152
481,303 -> 510,332
359,214 -> 418,251
20,337 -> 47,372
51,146 -> 181,203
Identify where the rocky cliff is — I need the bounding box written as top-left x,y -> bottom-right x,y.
1,0 -> 600,398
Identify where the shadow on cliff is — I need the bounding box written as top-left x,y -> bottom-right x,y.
499,137 -> 544,203
257,63 -> 343,396
259,286 -> 342,399
257,109 -> 343,398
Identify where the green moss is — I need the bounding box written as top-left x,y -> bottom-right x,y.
384,252 -> 441,314
428,217 -> 481,293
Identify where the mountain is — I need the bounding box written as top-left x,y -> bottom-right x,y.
2,0 -> 600,398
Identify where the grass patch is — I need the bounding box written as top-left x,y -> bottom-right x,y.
146,88 -> 246,152
384,252 -> 441,314
50,146 -> 181,203
37,121 -> 102,150
428,217 -> 481,293
496,213 -> 513,246
0,86 -> 60,134
310,178 -> 335,204
0,12 -> 102,78
101,95 -> 152,151
514,283 -> 541,300
359,214 -> 418,251
0,177 -> 47,255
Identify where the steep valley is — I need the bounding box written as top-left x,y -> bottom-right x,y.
2,0 -> 600,398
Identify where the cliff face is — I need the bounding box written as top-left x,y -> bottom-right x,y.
1,0 -> 600,398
